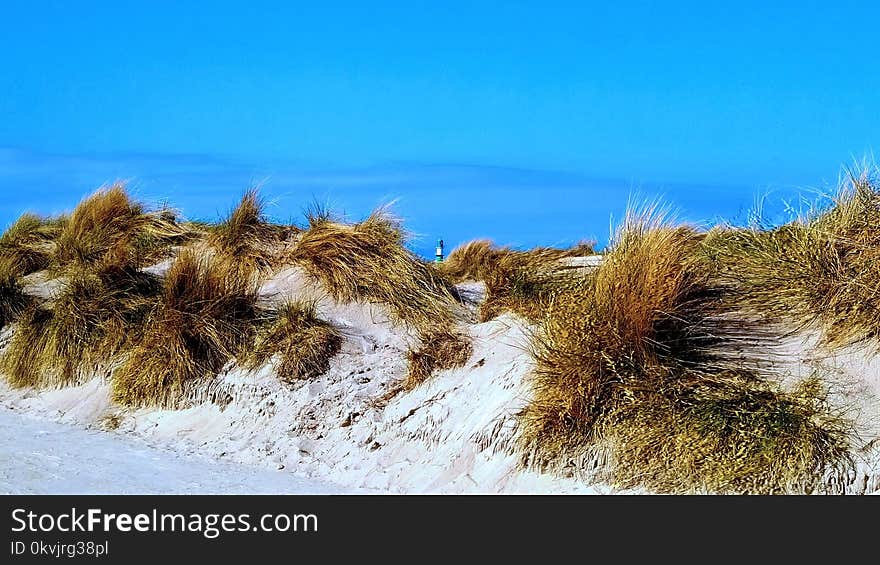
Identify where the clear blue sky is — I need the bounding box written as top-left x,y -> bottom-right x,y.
1,1 -> 877,254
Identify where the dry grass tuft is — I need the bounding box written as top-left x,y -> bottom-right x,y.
290,207 -> 464,331
52,183 -> 189,272
441,239 -> 595,284
519,205 -> 853,493
1,306 -> 55,388
608,375 -> 853,493
290,207 -> 472,388
209,189 -> 293,279
0,213 -> 65,276
244,301 -> 342,382
1,265 -> 160,387
441,239 -> 594,322
405,328 -> 473,389
0,257 -> 33,330
0,213 -> 66,328
703,168 -> 880,351
111,249 -> 261,407
438,240 -> 501,283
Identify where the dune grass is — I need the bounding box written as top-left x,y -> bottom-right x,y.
290,208 -> 471,387
111,249 -> 262,407
703,169 -> 880,351
209,189 -> 293,279
52,183 -> 189,272
0,213 -> 66,329
1,185 -> 189,388
405,328 -> 474,388
0,213 -> 65,276
1,265 -> 161,387
244,300 -> 342,382
291,208 -> 463,330
518,206 -> 853,493
440,239 -> 594,322
0,178 -> 868,492
0,257 -> 32,330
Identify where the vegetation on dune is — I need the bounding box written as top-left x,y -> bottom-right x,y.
405,328 -> 473,389
209,189 -> 294,279
0,213 -> 65,329
1,185 -> 189,388
290,208 -> 472,386
608,375 -> 852,493
1,265 -> 161,388
1,306 -> 55,387
52,183 -> 190,272
518,206 -> 853,493
111,249 -> 262,408
0,213 -> 65,276
244,300 -> 342,382
291,207 -> 463,330
703,169 -> 880,351
1,173 -> 876,493
440,239 -> 595,322
441,239 -> 595,284
0,257 -> 32,330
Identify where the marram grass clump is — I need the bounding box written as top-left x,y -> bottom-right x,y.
608,376 -> 853,494
52,183 -> 189,272
703,169 -> 880,351
405,328 -> 473,389
209,189 -> 294,279
0,257 -> 32,330
112,249 -> 262,408
291,207 -> 472,387
244,300 -> 342,382
518,206 -> 854,494
0,213 -> 65,329
291,208 -> 464,331
0,212 -> 65,276
440,239 -> 594,284
440,239 -> 594,322
1,265 -> 161,387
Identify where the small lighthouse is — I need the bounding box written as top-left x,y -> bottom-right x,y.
435,239 -> 444,263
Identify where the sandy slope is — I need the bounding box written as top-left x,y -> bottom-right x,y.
0,267 -> 605,493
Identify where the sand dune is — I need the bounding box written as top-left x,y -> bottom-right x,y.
2,262 -> 878,493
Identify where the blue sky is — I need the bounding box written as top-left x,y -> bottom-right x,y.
1,1 -> 877,254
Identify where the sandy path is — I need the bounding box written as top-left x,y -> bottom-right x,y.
0,405 -> 341,494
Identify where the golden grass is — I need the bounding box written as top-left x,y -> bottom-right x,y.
405,328 -> 473,389
0,213 -> 66,329
703,169 -> 880,351
440,239 -> 594,322
290,207 -> 471,387
52,183 -> 189,272
1,186 -> 184,388
1,265 -> 160,387
438,239 -> 501,283
441,239 -> 595,283
0,179 -> 866,492
1,306 -> 55,388
291,208 -> 464,330
209,189 -> 293,279
0,213 -> 64,276
608,376 -> 853,493
0,257 -> 32,330
519,206 -> 853,493
244,301 -> 342,382
111,249 -> 261,408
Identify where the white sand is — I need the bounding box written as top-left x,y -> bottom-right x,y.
0,404 -> 340,494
